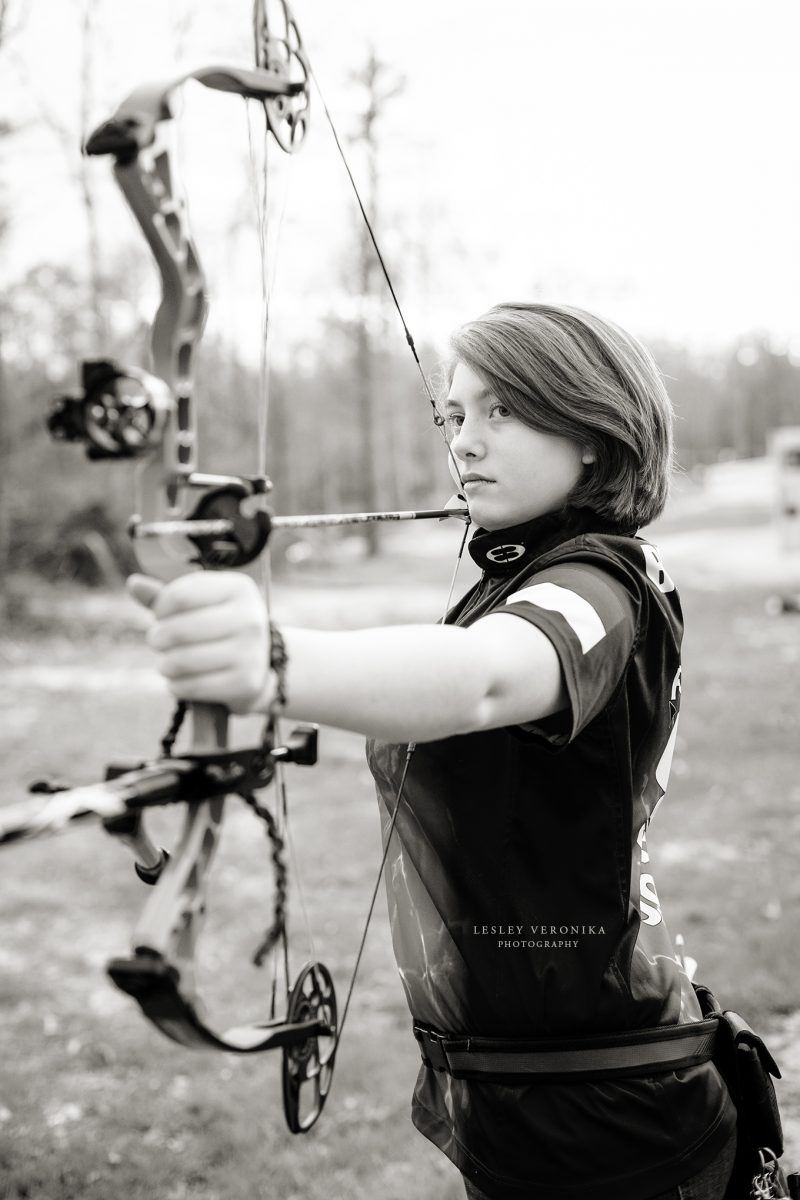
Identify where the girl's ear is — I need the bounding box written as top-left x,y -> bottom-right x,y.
581,449 -> 597,466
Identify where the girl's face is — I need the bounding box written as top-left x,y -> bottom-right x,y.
444,362 -> 592,531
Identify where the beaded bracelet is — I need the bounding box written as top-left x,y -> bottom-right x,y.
269,621 -> 289,712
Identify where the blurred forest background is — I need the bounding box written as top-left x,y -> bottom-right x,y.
1,0 -> 799,602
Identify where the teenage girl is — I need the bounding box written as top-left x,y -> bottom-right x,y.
130,303 -> 737,1200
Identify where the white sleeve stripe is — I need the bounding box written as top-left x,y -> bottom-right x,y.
505,582 -> 606,654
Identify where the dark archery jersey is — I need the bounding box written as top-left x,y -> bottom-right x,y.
366,511 -> 735,1200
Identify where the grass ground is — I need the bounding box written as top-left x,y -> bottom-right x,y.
1,511 -> 799,1199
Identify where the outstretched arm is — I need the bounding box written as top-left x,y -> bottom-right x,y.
130,572 -> 568,743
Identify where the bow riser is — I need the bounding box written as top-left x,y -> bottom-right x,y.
113,143 -> 209,577
114,146 -> 208,458
85,63 -> 305,575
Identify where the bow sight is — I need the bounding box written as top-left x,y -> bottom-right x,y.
49,359 -> 172,459
49,360 -> 274,571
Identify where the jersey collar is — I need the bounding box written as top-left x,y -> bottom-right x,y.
467,507 -> 630,575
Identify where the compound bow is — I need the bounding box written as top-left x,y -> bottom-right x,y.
1,0 -> 468,1135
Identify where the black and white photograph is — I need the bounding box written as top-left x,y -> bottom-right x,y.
0,2 -> 799,1197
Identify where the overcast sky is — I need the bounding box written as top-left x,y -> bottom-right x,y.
2,0 -> 798,357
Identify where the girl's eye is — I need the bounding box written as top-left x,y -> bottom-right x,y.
490,403 -> 510,419
445,412 -> 464,430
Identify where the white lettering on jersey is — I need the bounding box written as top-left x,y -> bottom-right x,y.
640,543 -> 675,593
637,822 -> 649,864
637,826 -> 664,925
636,664 -> 682,929
655,718 -> 680,794
506,582 -> 605,653
640,873 -> 664,926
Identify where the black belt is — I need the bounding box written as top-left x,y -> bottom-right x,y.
413,1017 -> 719,1083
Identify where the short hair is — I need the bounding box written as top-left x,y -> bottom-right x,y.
444,302 -> 674,529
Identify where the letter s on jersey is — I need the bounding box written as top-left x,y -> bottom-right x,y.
640,872 -> 664,926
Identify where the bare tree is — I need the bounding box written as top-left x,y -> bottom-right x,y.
0,0 -> 22,615
0,0 -> 24,43
77,0 -> 107,346
348,48 -> 406,554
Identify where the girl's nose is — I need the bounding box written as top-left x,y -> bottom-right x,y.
451,418 -> 484,461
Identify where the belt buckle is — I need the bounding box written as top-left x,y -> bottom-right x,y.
413,1023 -> 450,1072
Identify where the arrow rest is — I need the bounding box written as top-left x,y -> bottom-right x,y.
183,482 -> 272,569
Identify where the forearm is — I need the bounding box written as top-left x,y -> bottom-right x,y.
277,624 -> 490,742
133,572 -> 565,737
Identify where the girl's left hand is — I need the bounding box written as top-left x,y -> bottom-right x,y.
127,571 -> 275,715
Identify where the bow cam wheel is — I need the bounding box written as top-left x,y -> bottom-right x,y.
254,0 -> 310,152
282,960 -> 338,1133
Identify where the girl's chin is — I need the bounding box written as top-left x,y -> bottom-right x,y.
468,501 -> 550,531
469,509 -> 520,531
